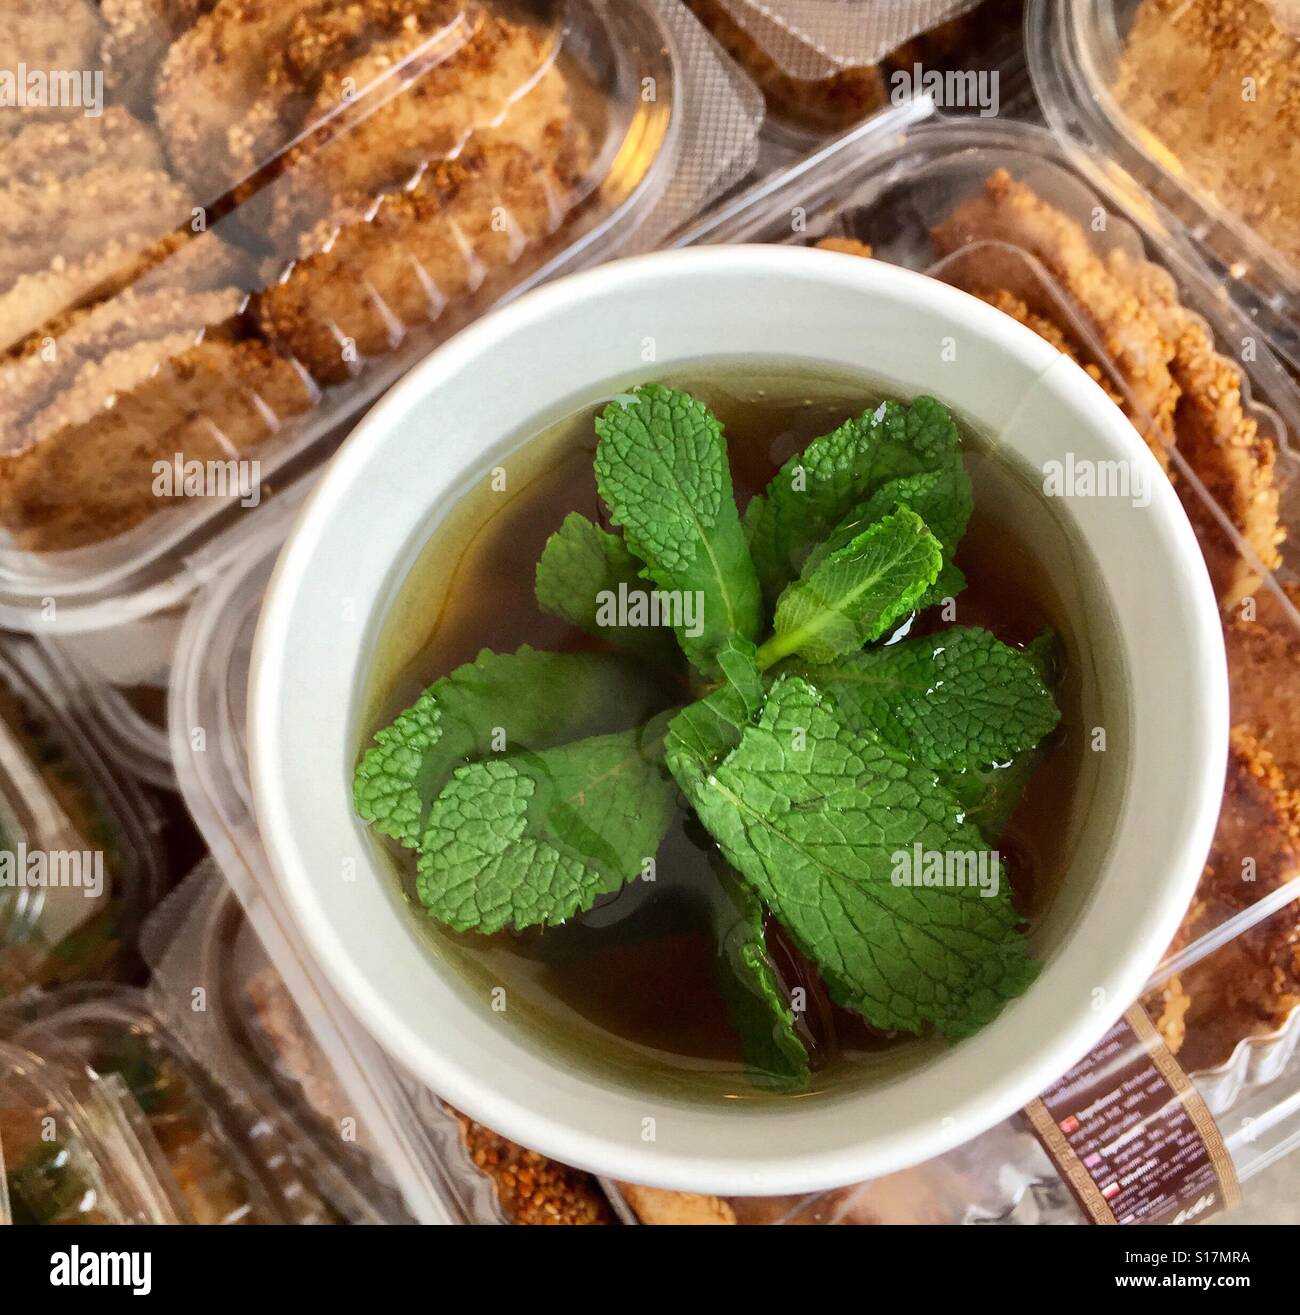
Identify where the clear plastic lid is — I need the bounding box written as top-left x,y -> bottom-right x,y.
0,0 -> 761,633
0,1038 -> 184,1224
0,636 -> 165,998
683,107 -> 1300,975
1027,0 -> 1300,374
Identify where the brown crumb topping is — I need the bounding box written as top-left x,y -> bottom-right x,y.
453,1113 -> 611,1225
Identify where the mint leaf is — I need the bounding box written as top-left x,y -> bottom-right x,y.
416,723 -> 674,933
803,627 -> 1060,771
757,508 -> 942,668
940,630 -> 1061,843
745,397 -> 962,603
805,467 -> 972,574
664,637 -> 763,791
594,385 -> 762,674
534,512 -> 679,665
354,646 -> 661,848
714,872 -> 810,1091
808,465 -> 972,612
684,676 -> 1036,1036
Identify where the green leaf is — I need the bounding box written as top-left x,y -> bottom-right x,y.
805,467 -> 972,574
594,385 -> 762,674
802,627 -> 1060,772
663,637 -> 763,792
938,629 -> 1062,843
534,512 -> 679,665
417,724 -> 675,933
684,676 -> 1037,1037
354,646 -> 662,848
807,466 -> 972,611
757,508 -> 942,668
714,872 -> 810,1091
745,396 -> 963,603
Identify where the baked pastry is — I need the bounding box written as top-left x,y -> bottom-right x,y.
1114,0 -> 1300,271
930,169 -> 1284,607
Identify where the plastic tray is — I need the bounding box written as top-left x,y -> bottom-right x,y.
0,1038 -> 185,1224
0,985 -> 319,1223
168,495 -> 611,1223
1027,0 -> 1300,375
0,635 -> 166,999
687,0 -> 1025,143
0,0 -> 760,634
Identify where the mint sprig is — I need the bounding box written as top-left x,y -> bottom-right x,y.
355,385 -> 1061,1086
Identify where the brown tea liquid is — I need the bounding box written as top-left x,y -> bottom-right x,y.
364,362 -> 1092,1099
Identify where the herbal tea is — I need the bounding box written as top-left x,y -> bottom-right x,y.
355,365 -> 1098,1098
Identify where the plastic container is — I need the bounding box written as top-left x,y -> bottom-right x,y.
0,0 -> 761,634
0,635 -> 166,998
686,0 -> 1027,143
0,1039 -> 185,1224
1027,0 -> 1300,374
682,108 -> 1300,976
0,984 -> 334,1223
713,0 -> 984,73
168,497 -> 610,1222
140,861 -> 414,1223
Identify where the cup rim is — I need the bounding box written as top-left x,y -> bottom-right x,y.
249,245 -> 1228,1194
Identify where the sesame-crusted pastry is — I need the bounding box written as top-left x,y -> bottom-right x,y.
1114,0 -> 1300,270
263,7 -> 573,252
1111,248 -> 1284,608
156,0 -> 467,196
0,108 -> 164,185
256,140 -> 573,382
454,1114 -> 612,1224
617,1183 -> 737,1225
0,1 -> 105,123
0,336 -> 315,550
932,169 -> 1181,464
97,0 -> 219,108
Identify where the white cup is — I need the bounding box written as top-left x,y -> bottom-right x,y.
249,246 -> 1227,1195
